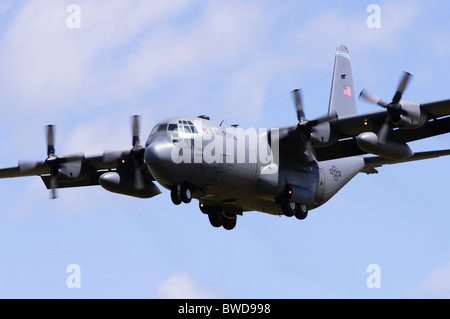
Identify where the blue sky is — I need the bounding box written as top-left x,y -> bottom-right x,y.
0,0 -> 450,298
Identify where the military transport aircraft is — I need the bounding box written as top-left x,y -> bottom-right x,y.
1,44 -> 450,230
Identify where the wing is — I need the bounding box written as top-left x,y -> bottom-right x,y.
0,116 -> 161,199
279,45 -> 450,161
311,98 -> 450,161
362,149 -> 450,174
331,98 -> 450,139
0,151 -> 160,199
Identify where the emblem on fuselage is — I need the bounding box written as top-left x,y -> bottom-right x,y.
329,166 -> 342,181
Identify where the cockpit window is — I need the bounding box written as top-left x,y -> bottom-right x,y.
149,123 -> 170,137
150,125 -> 159,136
146,120 -> 198,146
178,120 -> 198,134
157,124 -> 167,132
147,123 -> 170,146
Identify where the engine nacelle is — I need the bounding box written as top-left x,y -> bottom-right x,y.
272,122 -> 338,148
392,101 -> 427,128
99,172 -> 161,198
58,161 -> 84,179
356,132 -> 413,159
311,121 -> 338,146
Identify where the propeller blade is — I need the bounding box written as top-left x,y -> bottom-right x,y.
378,116 -> 391,143
132,115 -> 140,147
305,141 -> 317,162
309,111 -> 338,126
292,89 -> 305,122
49,175 -> 57,199
19,161 -> 41,173
134,167 -> 145,190
47,125 -> 55,156
392,72 -> 412,103
359,90 -> 388,107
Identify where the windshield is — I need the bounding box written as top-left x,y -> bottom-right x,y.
146,120 -> 199,146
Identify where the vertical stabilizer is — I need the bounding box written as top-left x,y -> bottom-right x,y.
328,45 -> 357,117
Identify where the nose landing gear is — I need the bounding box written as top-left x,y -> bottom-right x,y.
170,184 -> 192,205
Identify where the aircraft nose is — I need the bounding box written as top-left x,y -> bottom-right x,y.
145,139 -> 173,167
144,139 -> 180,185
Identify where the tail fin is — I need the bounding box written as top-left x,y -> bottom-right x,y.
328,44 -> 357,118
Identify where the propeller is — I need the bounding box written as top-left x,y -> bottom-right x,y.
130,115 -> 145,190
103,115 -> 145,190
45,125 -> 60,199
18,125 -> 85,199
359,72 -> 412,142
291,89 -> 337,160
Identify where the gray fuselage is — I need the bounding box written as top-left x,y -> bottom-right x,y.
144,116 -> 364,216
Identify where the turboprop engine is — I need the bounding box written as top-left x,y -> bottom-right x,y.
99,171 -> 161,198
357,72 -> 427,159
356,132 -> 413,160
99,115 -> 161,199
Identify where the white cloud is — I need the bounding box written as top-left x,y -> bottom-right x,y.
0,0 -> 283,136
156,273 -> 225,299
293,1 -> 422,67
410,254 -> 450,298
0,0 -> 195,115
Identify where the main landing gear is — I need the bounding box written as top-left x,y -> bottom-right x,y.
279,193 -> 308,220
170,185 -> 237,230
199,202 -> 237,230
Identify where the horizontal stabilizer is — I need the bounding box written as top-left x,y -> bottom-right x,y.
362,149 -> 450,174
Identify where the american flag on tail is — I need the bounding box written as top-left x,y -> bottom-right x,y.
343,85 -> 351,97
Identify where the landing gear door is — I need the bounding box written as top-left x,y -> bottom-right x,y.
314,169 -> 325,204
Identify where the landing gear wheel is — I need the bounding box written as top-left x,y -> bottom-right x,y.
180,184 -> 192,204
280,195 -> 297,217
170,187 -> 181,205
223,217 -> 237,230
295,204 -> 308,220
208,211 -> 224,228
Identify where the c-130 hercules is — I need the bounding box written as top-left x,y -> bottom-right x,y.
1,44 -> 450,230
